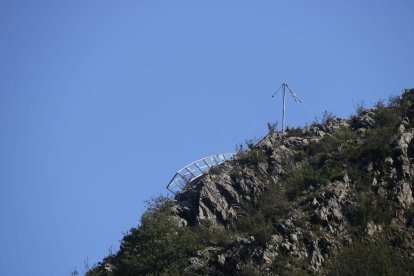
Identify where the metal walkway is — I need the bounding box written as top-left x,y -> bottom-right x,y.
167,153 -> 235,194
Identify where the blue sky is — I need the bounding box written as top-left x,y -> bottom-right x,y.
1,1 -> 413,275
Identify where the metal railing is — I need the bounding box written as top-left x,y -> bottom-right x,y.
167,153 -> 235,194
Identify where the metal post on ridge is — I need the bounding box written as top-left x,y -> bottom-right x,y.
272,83 -> 303,132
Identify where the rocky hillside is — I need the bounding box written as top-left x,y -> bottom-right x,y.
88,89 -> 414,275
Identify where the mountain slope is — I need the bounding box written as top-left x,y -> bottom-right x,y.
88,89 -> 414,275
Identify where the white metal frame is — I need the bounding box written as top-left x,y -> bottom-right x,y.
167,153 -> 235,194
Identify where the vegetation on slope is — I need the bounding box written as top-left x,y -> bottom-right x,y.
88,89 -> 414,275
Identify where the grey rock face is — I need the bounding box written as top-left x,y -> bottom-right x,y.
313,179 -> 352,226
88,90 -> 414,276
365,221 -> 383,237
172,132 -> 302,228
355,110 -> 376,129
197,173 -> 240,226
390,128 -> 414,208
170,94 -> 414,274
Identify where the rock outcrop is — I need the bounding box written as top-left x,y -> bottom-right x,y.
168,89 -> 414,274
88,89 -> 414,276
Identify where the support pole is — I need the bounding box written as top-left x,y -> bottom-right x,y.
282,83 -> 286,132
203,159 -> 211,169
194,163 -> 204,174
185,167 -> 196,178
272,83 -> 303,133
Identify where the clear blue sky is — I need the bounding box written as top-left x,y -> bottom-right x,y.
1,1 -> 413,275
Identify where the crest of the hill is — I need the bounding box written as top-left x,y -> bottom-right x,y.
88,89 -> 414,276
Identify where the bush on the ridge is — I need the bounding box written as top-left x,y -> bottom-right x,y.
327,241 -> 414,276
236,210 -> 273,243
346,193 -> 393,229
285,163 -> 329,201
237,148 -> 268,167
88,196 -> 202,276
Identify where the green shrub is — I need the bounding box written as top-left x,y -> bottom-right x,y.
88,196 -> 202,276
209,165 -> 221,175
327,241 -> 414,275
401,89 -> 414,123
294,151 -> 306,162
236,210 -> 273,243
354,101 -> 366,116
375,107 -> 400,128
230,167 -> 243,182
258,182 -> 290,219
239,263 -> 263,276
237,148 -> 268,167
285,164 -> 329,201
346,193 -> 393,229
347,127 -> 393,167
320,110 -> 336,128
233,178 -> 290,243
268,253 -> 309,276
405,206 -> 414,227
193,225 -> 234,246
286,126 -> 306,137
307,137 -> 341,164
267,121 -> 278,134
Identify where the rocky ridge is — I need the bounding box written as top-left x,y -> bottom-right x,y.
89,89 -> 414,275
170,91 -> 414,274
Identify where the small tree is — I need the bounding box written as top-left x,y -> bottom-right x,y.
267,121 -> 278,134
353,100 -> 366,116
321,110 -> 335,127
70,268 -> 79,276
112,196 -> 201,275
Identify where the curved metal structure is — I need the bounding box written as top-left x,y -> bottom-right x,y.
167,153 -> 235,194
